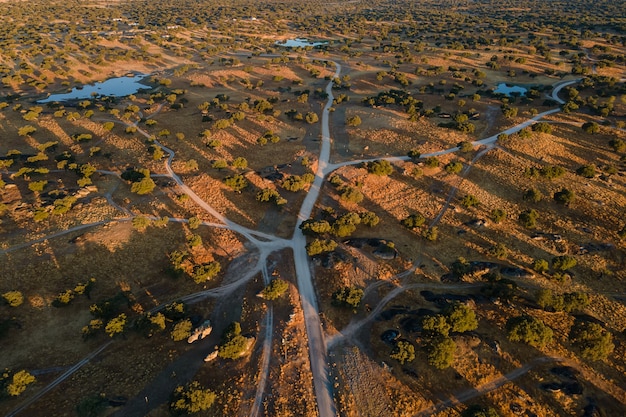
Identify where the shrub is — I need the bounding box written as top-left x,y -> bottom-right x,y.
553,188 -> 575,205
582,122 -> 600,133
332,286 -> 364,310
422,226 -> 439,241
131,177 -> 156,195
445,161 -> 463,174
491,209 -> 506,223
533,259 -> 549,273
132,216 -> 152,231
424,156 -> 440,168
462,405 -> 500,417
570,320 -> 614,361
506,315 -> 553,347
300,219 -> 332,235
192,262 -> 221,283
224,174 -> 248,192
368,160 -> 394,176
170,381 -> 216,414
261,279 -> 289,300
609,138 -> 625,152
306,239 -> 337,256
488,243 -> 508,260
428,336 -> 456,369
540,165 -> 566,179
218,322 -> 248,359
457,141 -> 474,153
4,370 -> 36,397
519,209 -> 539,229
523,188 -> 543,203
532,122 -> 552,134
407,149 -> 421,159
576,164 -> 596,178
305,112 -> 319,124
390,341 -> 415,364
444,303 -> 478,333
401,213 -> 425,229
346,115 -> 361,126
552,255 -> 577,271
171,319 -> 192,341
360,212 -> 380,227
461,194 -> 479,208
2,291 -> 23,307
340,187 -> 364,203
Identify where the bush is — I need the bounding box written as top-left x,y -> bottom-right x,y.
488,243 -> 508,260
171,319 -> 192,341
519,209 -> 539,229
540,165 -> 566,179
170,381 -> 216,414
491,209 -> 506,223
192,262 -> 221,283
4,370 -> 36,397
261,278 -> 289,300
424,156 -> 440,168
461,194 -> 479,208
360,212 -> 380,227
570,320 -> 614,361
462,404 -> 500,417
105,313 -> 127,338
532,122 -> 552,134
390,341 -> 415,364
428,336 -> 456,369
582,122 -> 600,133
224,174 -> 248,192
218,322 -> 249,359
552,255 -> 577,271
444,303 -> 478,333
422,226 -> 439,241
346,115 -> 361,126
407,149 -> 421,159
300,219 -> 332,235
401,213 -> 425,229
131,177 -> 156,195
576,164 -> 596,178
132,216 -> 152,231
306,239 -> 337,256
340,187 -> 363,203
533,259 -> 549,273
332,286 -> 364,310
506,315 -> 553,348
523,188 -> 543,203
445,161 -> 463,174
368,160 -> 394,176
457,141 -> 474,153
609,138 -> 625,152
2,291 -> 23,307
305,112 -> 319,124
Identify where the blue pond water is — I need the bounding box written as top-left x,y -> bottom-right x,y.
494,83 -> 528,97
38,74 -> 150,103
276,38 -> 328,48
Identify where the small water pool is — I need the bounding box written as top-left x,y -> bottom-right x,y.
494,83 -> 528,97
276,38 -> 328,48
38,73 -> 150,103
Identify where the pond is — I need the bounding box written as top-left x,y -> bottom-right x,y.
275,38 -> 328,48
494,83 -> 528,97
38,73 -> 150,103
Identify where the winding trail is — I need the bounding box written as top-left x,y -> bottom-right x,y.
3,59 -> 583,417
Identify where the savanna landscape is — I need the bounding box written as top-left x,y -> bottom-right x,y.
0,1 -> 625,416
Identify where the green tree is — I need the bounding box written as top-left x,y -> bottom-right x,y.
488,243 -> 508,260
368,160 -> 394,176
171,319 -> 193,342
491,209 -> 506,223
532,122 -> 552,134
425,156 -> 440,168
132,216 -> 152,231
332,286 -> 364,310
223,174 -> 248,192
188,216 -> 201,229
131,177 -> 156,195
581,122 -> 600,134
461,194 -> 479,208
422,314 -> 451,337
552,255 -> 577,271
401,213 -> 426,229
462,404 -> 500,417
2,291 -> 23,307
105,313 -> 127,337
390,341 -> 415,364
428,336 -> 456,369
261,278 -> 289,300
346,115 -> 362,126
458,141 -> 474,153
422,226 -> 439,241
17,125 -> 37,136
519,209 -> 539,229
305,112 -> 319,124
5,370 -> 36,397
576,164 -> 596,178
360,212 -> 380,227
212,159 -> 228,170
444,303 -> 478,333
192,262 -> 221,283
570,320 -> 614,361
445,161 -> 464,174
306,239 -> 337,256
170,381 -> 216,414
523,188 -> 543,203
232,157 -> 248,169
76,394 -> 108,417
218,322 -> 249,359
506,315 -> 553,348
533,259 -> 549,273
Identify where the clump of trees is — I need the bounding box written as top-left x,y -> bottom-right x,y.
1,369 -> 36,397
367,160 -> 393,176
536,289 -> 589,312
